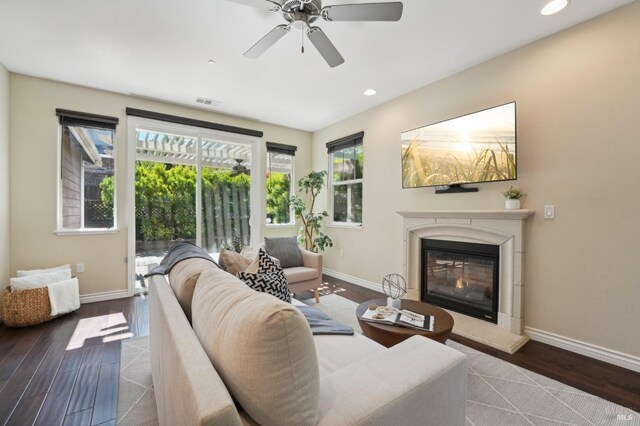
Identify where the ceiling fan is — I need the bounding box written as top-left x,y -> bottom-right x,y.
230,159 -> 251,177
228,0 -> 404,67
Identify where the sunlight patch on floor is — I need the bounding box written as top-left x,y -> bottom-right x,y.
66,312 -> 131,350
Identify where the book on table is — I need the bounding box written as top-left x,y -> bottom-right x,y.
361,307 -> 435,332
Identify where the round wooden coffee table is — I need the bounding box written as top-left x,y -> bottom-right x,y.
356,298 -> 454,347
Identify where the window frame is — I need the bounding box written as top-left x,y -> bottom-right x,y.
55,109 -> 119,235
265,142 -> 296,227
327,132 -> 364,229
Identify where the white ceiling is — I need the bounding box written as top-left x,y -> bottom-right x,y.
0,0 -> 633,132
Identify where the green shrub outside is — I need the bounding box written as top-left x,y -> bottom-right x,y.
100,162 -> 290,242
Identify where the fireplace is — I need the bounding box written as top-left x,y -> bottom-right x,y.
398,210 -> 533,353
421,239 -> 499,323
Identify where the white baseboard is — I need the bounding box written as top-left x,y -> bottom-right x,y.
323,268 -> 383,293
80,289 -> 130,304
525,326 -> 640,373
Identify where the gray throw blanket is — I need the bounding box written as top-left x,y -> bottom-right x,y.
145,242 -> 220,277
296,305 -> 354,336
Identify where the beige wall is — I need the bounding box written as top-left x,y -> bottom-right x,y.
312,3 -> 640,357
9,75 -> 311,296
0,62 -> 9,291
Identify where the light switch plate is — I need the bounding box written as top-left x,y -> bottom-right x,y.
544,205 -> 555,219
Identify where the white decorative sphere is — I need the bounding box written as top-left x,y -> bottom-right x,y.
382,274 -> 407,299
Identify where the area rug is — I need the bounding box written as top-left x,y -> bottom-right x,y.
117,294 -> 637,425
117,337 -> 157,425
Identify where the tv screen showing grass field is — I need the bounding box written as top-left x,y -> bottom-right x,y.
401,103 -> 516,188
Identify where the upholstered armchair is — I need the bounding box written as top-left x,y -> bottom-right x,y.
260,239 -> 323,303
282,246 -> 322,303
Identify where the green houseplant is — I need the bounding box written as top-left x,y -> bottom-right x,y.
502,186 -> 525,210
290,171 -> 333,253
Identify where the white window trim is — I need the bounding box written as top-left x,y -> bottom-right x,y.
80,161 -> 85,229
265,150 -> 296,227
55,229 -> 119,236
327,222 -> 363,230
266,223 -> 298,228
56,121 -> 118,234
328,153 -> 363,228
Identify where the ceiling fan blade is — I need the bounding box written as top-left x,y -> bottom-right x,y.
227,0 -> 282,12
244,25 -> 290,58
306,27 -> 345,68
322,2 -> 403,22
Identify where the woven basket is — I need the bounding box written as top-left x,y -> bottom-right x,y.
2,286 -> 53,327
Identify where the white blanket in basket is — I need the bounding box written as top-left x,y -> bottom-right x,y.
48,278 -> 81,316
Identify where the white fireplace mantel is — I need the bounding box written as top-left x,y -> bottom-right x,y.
397,210 -> 534,220
397,209 -> 534,354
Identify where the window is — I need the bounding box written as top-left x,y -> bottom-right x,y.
266,142 -> 296,225
57,109 -> 118,232
327,132 -> 363,226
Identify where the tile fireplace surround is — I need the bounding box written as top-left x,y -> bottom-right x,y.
397,210 -> 534,354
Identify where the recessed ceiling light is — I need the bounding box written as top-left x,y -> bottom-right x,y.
541,0 -> 569,15
364,89 -> 377,96
208,59 -> 216,65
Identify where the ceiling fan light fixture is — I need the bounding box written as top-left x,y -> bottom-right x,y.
292,10 -> 310,29
364,89 -> 377,96
234,0 -> 403,67
541,0 -> 569,16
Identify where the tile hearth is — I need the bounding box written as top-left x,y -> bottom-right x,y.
397,210 -> 534,354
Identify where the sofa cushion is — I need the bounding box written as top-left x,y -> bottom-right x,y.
283,266 -> 319,283
168,258 -> 219,321
264,236 -> 303,268
218,248 -> 254,276
192,268 -> 320,426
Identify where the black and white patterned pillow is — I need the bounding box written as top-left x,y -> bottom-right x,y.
238,249 -> 291,303
238,269 -> 291,303
257,248 -> 281,273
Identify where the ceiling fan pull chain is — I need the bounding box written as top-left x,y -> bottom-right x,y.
301,29 -> 305,53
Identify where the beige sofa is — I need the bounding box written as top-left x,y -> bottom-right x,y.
149,259 -> 467,425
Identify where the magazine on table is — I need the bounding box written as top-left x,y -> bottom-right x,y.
361,307 -> 435,332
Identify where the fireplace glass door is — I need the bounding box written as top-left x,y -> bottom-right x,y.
422,239 -> 499,323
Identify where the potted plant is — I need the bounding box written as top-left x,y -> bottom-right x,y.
502,186 -> 525,210
290,171 -> 333,253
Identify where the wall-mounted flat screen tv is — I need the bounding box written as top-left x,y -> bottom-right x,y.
401,102 -> 516,189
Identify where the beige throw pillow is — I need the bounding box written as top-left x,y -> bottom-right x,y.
192,268 -> 320,426
218,248 -> 254,276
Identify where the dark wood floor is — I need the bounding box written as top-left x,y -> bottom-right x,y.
1,274 -> 638,425
0,294 -> 148,426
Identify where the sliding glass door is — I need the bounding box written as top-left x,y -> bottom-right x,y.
129,118 -> 258,293
200,138 -> 252,253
